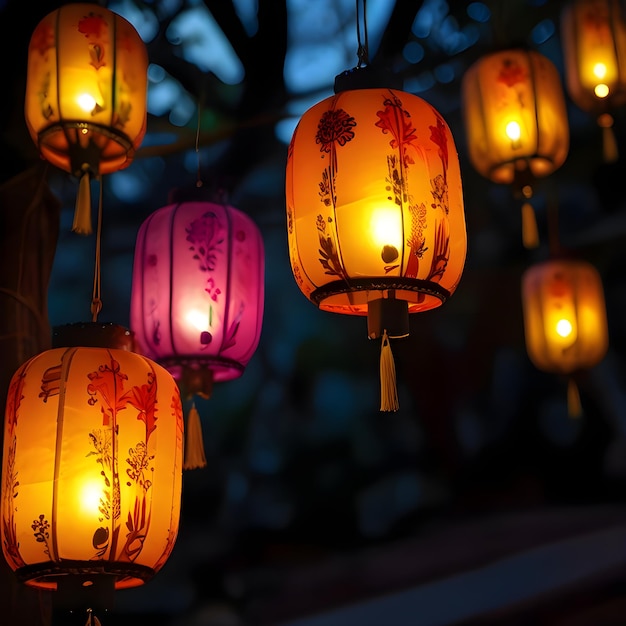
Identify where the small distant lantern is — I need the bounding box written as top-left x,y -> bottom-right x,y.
286,70 -> 467,411
561,0 -> 626,162
521,258 -> 609,417
1,333 -> 183,622
462,48 -> 570,248
25,3 -> 148,235
130,196 -> 265,469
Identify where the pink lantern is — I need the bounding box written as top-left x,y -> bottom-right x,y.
130,198 -> 265,468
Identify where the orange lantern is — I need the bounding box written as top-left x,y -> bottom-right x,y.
0,324 -> 183,620
25,3 -> 148,235
286,69 -> 467,411
521,258 -> 609,417
561,0 -> 626,162
461,48 -> 569,248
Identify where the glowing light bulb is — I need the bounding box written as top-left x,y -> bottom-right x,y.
77,93 -> 97,113
79,480 -> 103,517
593,63 -> 607,79
594,83 -> 610,98
370,206 -> 402,251
556,318 -> 572,338
505,120 -> 521,142
185,309 -> 208,332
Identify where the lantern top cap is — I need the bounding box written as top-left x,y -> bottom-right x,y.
52,322 -> 136,351
334,64 -> 402,93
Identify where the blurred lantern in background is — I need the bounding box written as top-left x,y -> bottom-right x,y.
0,323 -> 183,624
286,66 -> 466,412
130,193 -> 265,469
561,0 -> 626,162
462,48 -> 569,249
521,257 -> 609,417
25,3 -> 148,235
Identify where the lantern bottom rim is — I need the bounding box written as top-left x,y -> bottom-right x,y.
14,560 -> 156,590
310,277 -> 451,314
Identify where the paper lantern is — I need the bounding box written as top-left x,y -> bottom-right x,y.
561,0 -> 626,162
130,197 -> 265,468
0,335 -> 183,617
521,258 -> 609,416
25,3 -> 148,234
462,48 -> 570,248
286,74 -> 466,411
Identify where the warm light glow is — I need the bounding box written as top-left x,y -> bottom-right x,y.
556,318 -> 573,338
594,83 -> 610,98
370,206 -> 402,250
593,62 -> 607,79
505,120 -> 521,141
77,93 -> 97,113
79,479 -> 103,517
185,308 -> 209,332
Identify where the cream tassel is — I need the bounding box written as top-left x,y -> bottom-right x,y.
73,167 -> 93,235
521,194 -> 539,249
380,329 -> 399,412
567,378 -> 582,419
183,402 -> 207,470
599,113 -> 619,163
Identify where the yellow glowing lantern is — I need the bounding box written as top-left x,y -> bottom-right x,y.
561,0 -> 626,162
461,48 -> 570,248
25,3 -> 148,234
286,70 -> 467,411
521,258 -> 609,417
0,325 -> 183,619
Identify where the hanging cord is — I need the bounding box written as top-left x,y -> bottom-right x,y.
520,184 -> 539,249
356,0 -> 369,67
90,177 -> 104,321
195,89 -> 204,189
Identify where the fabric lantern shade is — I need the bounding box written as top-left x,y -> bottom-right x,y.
25,3 -> 148,235
461,48 -> 569,248
130,199 -> 265,468
561,0 -> 626,162
0,345 -> 183,609
286,83 -> 466,411
521,258 -> 609,417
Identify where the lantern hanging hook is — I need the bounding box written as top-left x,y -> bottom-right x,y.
356,0 -> 370,67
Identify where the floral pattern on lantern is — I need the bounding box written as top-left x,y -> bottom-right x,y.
286,88 -> 465,319
130,200 -> 265,398
1,347 -> 183,590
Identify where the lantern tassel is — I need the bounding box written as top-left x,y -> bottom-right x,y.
521,201 -> 539,249
73,169 -> 93,235
380,329 -> 399,412
599,114 -> 619,163
184,402 -> 207,470
567,378 -> 582,419
84,609 -> 102,626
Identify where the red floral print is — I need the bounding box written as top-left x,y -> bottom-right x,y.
497,58 -> 526,88
316,109 -> 356,153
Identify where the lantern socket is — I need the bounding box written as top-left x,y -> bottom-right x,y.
367,297 -> 409,340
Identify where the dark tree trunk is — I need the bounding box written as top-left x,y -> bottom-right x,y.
0,163 -> 61,626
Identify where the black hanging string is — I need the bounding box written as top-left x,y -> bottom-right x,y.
356,0 -> 369,67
